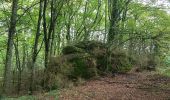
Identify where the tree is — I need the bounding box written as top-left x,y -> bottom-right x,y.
29,0 -> 43,94
106,0 -> 131,71
3,0 -> 18,94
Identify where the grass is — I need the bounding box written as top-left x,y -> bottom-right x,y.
3,95 -> 36,100
157,67 -> 170,77
1,90 -> 59,100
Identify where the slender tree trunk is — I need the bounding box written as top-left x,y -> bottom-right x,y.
48,0 -> 57,57
19,43 -> 26,93
50,29 -> 56,55
107,0 -> 118,43
106,0 -> 131,71
43,0 -> 58,68
3,0 -> 18,94
29,0 -> 43,94
104,0 -> 108,43
13,36 -> 21,94
43,0 -> 49,68
106,0 -> 119,71
66,20 -> 71,44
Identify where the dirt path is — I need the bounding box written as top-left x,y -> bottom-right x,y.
58,72 -> 170,100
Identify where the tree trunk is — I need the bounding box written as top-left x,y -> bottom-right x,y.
13,36 -> 21,94
43,0 -> 49,68
29,0 -> 43,94
3,0 -> 18,94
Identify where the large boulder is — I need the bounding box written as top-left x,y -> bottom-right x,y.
45,41 -> 133,89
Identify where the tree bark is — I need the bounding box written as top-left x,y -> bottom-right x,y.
43,0 -> 48,68
3,0 -> 18,94
29,0 -> 43,94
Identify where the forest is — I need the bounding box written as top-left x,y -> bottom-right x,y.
0,0 -> 170,99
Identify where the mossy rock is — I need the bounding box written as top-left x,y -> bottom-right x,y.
46,41 -> 134,89
46,53 -> 97,86
111,51 -> 133,73
75,40 -> 106,51
67,54 -> 97,80
61,41 -> 133,74
62,45 -> 85,54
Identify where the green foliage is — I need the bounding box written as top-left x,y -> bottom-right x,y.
4,96 -> 36,100
69,56 -> 97,79
111,49 -> 133,73
157,66 -> 170,77
3,90 -> 59,100
163,69 -> 170,77
62,46 -> 85,54
45,56 -> 73,89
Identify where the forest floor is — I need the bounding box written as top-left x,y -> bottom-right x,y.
5,71 -> 170,100
55,71 -> 170,100
33,71 -> 169,100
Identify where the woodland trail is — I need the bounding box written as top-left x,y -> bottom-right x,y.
57,71 -> 170,100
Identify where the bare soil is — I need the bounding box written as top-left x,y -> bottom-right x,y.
58,72 -> 170,100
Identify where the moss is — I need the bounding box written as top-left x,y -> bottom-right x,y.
111,50 -> 133,73
62,46 -> 85,54
71,58 -> 90,79
45,53 -> 98,89
46,41 -> 134,89
75,40 -> 106,52
68,54 -> 97,79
